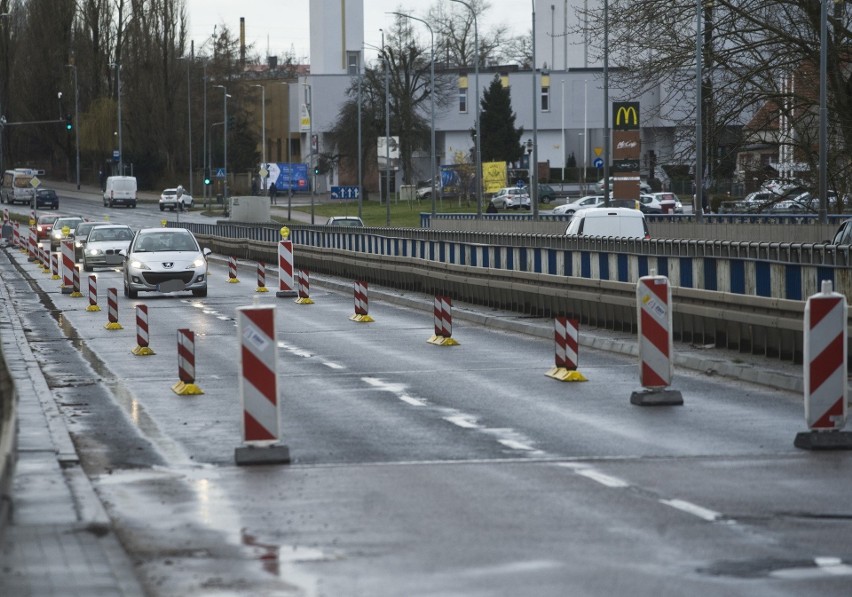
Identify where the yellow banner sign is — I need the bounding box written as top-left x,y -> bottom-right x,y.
483,161 -> 507,195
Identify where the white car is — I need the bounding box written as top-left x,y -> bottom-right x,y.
490,187 -> 531,210
82,224 -> 134,272
159,187 -> 193,211
565,207 -> 650,239
552,195 -> 605,215
122,228 -> 210,298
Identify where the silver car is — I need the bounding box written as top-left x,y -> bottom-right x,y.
490,187 -> 531,210
82,224 -> 134,271
122,228 -> 210,298
552,195 -> 605,215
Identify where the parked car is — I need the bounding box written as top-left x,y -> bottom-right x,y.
50,216 -> 84,250
651,192 -> 683,214
35,214 -> 59,241
122,228 -> 210,298
552,195 -> 605,215
159,186 -> 193,211
35,188 -> 59,210
103,175 -> 137,208
82,224 -> 134,271
638,194 -> 663,214
564,207 -> 650,239
490,187 -> 531,210
325,216 -> 364,227
536,184 -> 557,204
70,221 -> 110,262
831,219 -> 852,244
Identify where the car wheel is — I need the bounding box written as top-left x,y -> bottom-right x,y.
83,263 -> 93,272
124,279 -> 138,299
178,203 -> 184,212
159,205 -> 165,211
108,199 -> 114,208
192,287 -> 207,298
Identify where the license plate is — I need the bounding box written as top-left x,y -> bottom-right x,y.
158,279 -> 185,293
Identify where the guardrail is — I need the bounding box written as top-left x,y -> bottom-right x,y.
182,221 -> 852,363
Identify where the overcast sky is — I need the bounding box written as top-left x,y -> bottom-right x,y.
184,0 -> 528,61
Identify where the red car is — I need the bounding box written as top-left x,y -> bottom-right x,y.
36,214 -> 59,241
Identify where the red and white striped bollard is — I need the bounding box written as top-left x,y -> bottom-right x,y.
50,252 -> 60,280
104,287 -> 123,330
255,261 -> 269,292
546,317 -> 587,382
131,304 -> 155,355
428,295 -> 459,346
631,275 -> 682,405
350,280 -> 374,322
294,269 -> 314,304
227,255 -> 240,283
234,305 -> 290,465
173,328 -> 203,395
61,240 -> 75,294
276,239 -> 297,297
795,280 -> 852,449
85,275 -> 100,312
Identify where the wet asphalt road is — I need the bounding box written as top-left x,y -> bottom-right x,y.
2,196 -> 852,595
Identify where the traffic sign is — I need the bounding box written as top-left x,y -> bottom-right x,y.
112,149 -> 120,162
516,180 -> 526,188
593,157 -> 604,168
594,147 -> 603,157
330,185 -> 360,200
216,168 -> 226,178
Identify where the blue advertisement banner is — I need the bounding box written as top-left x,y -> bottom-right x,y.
264,163 -> 309,192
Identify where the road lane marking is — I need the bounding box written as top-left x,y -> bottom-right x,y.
322,361 -> 344,369
498,439 -> 535,451
659,498 -> 721,522
444,414 -> 479,429
575,468 -> 630,488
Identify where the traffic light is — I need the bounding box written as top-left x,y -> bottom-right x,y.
313,165 -> 320,176
65,114 -> 73,131
203,169 -> 211,185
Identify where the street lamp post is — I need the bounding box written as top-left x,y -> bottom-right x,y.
561,79 -> 565,182
178,55 -> 193,198
111,63 -> 124,176
252,84 -> 266,191
530,0 -> 539,218
694,0 -> 704,221
279,82 -> 293,219
65,64 -> 80,190
450,0 -> 481,217
303,81 -> 315,224
213,85 -> 228,200
390,11 -> 436,217
202,59 -> 208,209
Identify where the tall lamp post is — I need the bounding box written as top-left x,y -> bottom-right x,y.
213,85 -> 229,200
65,63 -> 80,190
561,79 -> 565,182
390,11 -> 436,217
530,0 -> 539,218
111,63 -> 124,176
280,82 -> 293,219
450,0 -> 481,217
303,80 -> 315,224
364,38 -> 392,225
694,0 -> 704,222
252,84 -> 266,191
178,55 -> 193,198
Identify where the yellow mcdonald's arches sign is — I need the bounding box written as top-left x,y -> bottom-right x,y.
613,102 -> 639,131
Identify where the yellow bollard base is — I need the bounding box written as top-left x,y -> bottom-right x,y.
70,291 -> 83,298
255,286 -> 269,293
295,297 -> 315,305
51,275 -> 61,280
85,305 -> 101,312
427,334 -> 459,346
40,267 -> 50,274
172,381 -> 204,395
227,278 -> 240,283
104,322 -> 123,330
131,345 -> 156,356
545,367 -> 588,382
350,314 -> 375,323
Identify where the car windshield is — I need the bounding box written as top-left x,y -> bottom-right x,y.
56,218 -> 82,229
90,228 -> 132,242
135,232 -> 197,252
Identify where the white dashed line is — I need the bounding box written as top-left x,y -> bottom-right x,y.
498,439 -> 535,451
399,395 -> 426,406
575,468 -> 631,488
659,498 -> 721,522
444,414 -> 479,429
323,362 -> 344,370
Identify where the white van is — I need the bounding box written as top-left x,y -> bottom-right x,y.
1,168 -> 37,205
103,176 -> 137,208
565,207 -> 650,239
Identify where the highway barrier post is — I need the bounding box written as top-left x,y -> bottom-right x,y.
85,275 -> 100,312
173,328 -> 204,395
350,280 -> 374,322
428,295 -> 459,346
131,304 -> 155,356
546,317 -> 587,382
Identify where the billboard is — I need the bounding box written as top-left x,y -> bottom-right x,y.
264,162 -> 310,193
482,161 -> 507,194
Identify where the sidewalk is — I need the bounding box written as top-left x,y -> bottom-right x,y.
0,251 -> 145,595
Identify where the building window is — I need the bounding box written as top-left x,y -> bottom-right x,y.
459,86 -> 468,113
347,51 -> 360,76
541,86 -> 550,112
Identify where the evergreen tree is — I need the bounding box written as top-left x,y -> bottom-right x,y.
478,75 -> 523,165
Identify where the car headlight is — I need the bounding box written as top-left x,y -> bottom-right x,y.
52,231 -> 62,239
130,260 -> 150,270
189,257 -> 206,268
86,248 -> 102,256
75,240 -> 84,248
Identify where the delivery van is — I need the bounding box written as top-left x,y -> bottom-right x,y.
565,207 -> 650,239
1,168 -> 37,205
103,176 -> 137,208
